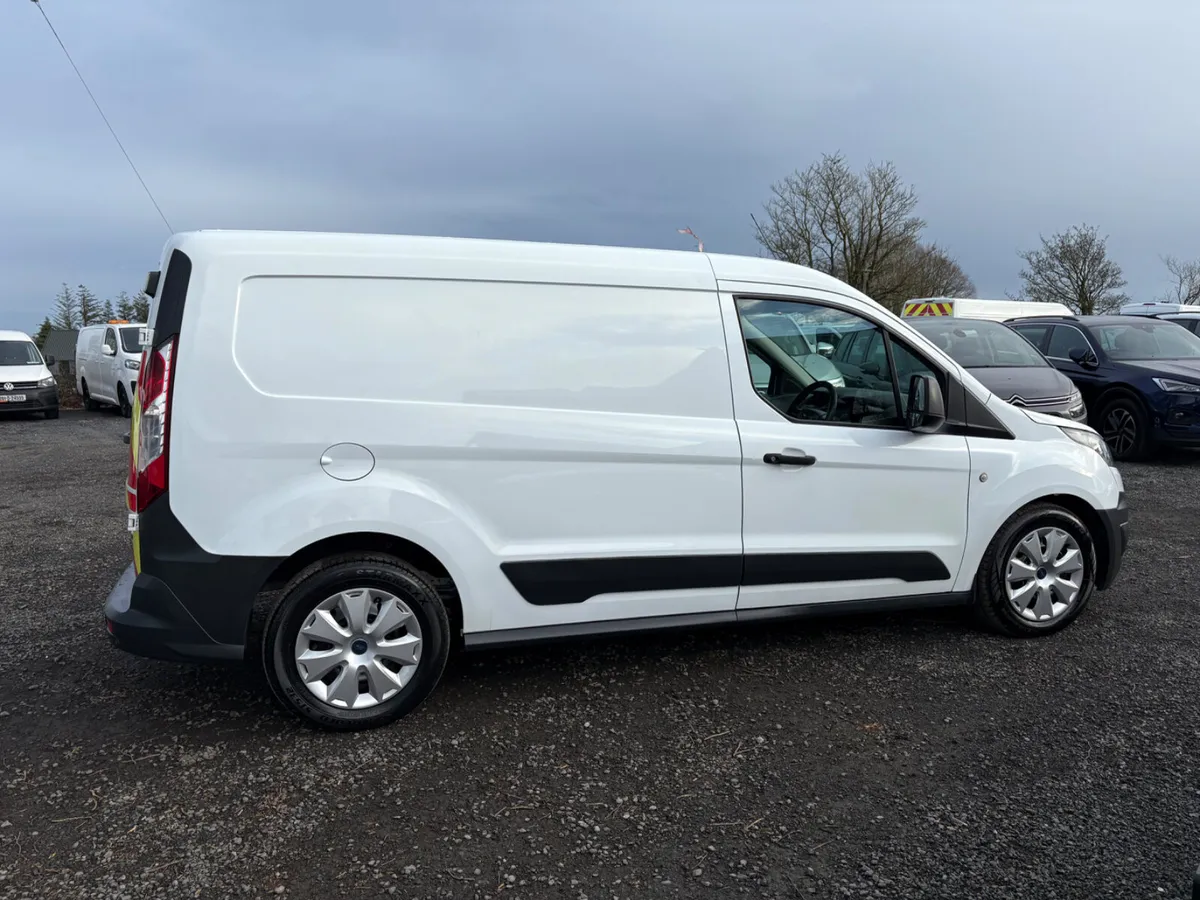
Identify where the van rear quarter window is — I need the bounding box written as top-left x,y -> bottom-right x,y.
232,277 -> 731,418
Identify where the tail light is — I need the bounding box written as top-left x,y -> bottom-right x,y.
127,337 -> 176,513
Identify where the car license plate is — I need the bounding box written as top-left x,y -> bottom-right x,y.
0,394 -> 26,403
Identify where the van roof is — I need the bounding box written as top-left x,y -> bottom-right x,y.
1120,300 -> 1199,315
0,330 -> 34,342
168,230 -> 866,298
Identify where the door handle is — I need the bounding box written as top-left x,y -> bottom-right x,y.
763,451 -> 817,467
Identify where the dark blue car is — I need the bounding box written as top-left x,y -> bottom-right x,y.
1009,315 -> 1200,460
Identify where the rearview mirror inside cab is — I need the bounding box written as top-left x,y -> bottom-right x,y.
906,374 -> 946,433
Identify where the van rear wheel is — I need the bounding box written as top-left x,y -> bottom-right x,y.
974,503 -> 1097,637
262,554 -> 451,731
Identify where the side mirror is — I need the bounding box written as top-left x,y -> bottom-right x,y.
45,355 -> 55,366
906,373 -> 947,433
1068,347 -> 1099,369
817,341 -> 833,358
101,344 -> 116,357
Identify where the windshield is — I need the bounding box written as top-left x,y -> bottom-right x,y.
909,319 -> 1047,368
0,340 -> 43,366
119,327 -> 143,354
743,313 -> 816,356
1093,321 -> 1200,360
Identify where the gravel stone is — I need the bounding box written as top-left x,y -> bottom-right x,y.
0,411 -> 1197,899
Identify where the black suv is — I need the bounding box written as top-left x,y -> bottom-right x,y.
1009,315 -> 1200,460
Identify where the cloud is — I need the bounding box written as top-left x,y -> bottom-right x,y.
1,0 -> 1199,331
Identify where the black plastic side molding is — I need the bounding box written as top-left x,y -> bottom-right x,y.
501,551 -> 952,606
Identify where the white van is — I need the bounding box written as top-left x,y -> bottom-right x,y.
76,320 -> 145,417
902,297 -> 1073,322
1119,300 -> 1200,336
105,231 -> 1129,730
0,329 -> 58,419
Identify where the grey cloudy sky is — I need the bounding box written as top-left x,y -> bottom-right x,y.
2,0 -> 1198,332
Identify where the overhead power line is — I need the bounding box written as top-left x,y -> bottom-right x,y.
31,0 -> 173,233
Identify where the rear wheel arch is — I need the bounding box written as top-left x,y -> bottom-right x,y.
262,554 -> 452,730
257,532 -> 464,643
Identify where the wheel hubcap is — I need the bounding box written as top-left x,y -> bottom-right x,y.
1005,526 -> 1084,624
293,588 -> 423,709
1102,408 -> 1136,457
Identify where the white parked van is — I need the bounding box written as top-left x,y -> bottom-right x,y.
902,297 -> 1073,322
105,232 -> 1129,730
0,329 -> 58,419
76,320 -> 145,417
1119,300 -> 1200,336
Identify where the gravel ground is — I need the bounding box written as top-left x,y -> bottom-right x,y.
2,410 -> 1199,900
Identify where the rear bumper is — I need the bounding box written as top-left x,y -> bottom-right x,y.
104,563 -> 244,662
104,496 -> 280,664
1095,491 -> 1129,590
0,386 -> 58,412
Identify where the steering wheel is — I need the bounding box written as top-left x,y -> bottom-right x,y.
786,380 -> 837,421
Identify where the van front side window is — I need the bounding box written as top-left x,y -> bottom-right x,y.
736,298 -> 937,427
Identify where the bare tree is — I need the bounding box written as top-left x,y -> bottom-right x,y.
1016,225 -> 1127,315
891,241 -> 975,301
752,153 -> 971,311
1159,255 -> 1200,305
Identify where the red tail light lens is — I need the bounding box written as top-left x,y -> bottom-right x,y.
130,338 -> 175,513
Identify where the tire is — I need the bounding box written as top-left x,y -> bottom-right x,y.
262,554 -> 451,731
1097,394 -> 1150,461
974,503 -> 1097,637
44,409 -> 59,420
81,380 -> 99,412
117,383 -> 132,419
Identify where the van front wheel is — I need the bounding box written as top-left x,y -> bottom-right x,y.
262,554 -> 451,730
117,384 -> 132,418
81,380 -> 100,411
974,504 -> 1097,637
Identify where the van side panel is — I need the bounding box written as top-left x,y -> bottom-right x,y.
169,265 -> 743,634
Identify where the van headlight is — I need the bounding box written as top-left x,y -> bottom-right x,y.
124,359 -> 141,371
1061,426 -> 1114,466
38,375 -> 56,388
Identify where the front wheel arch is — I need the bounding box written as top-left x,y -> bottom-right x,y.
973,500 -> 1099,637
